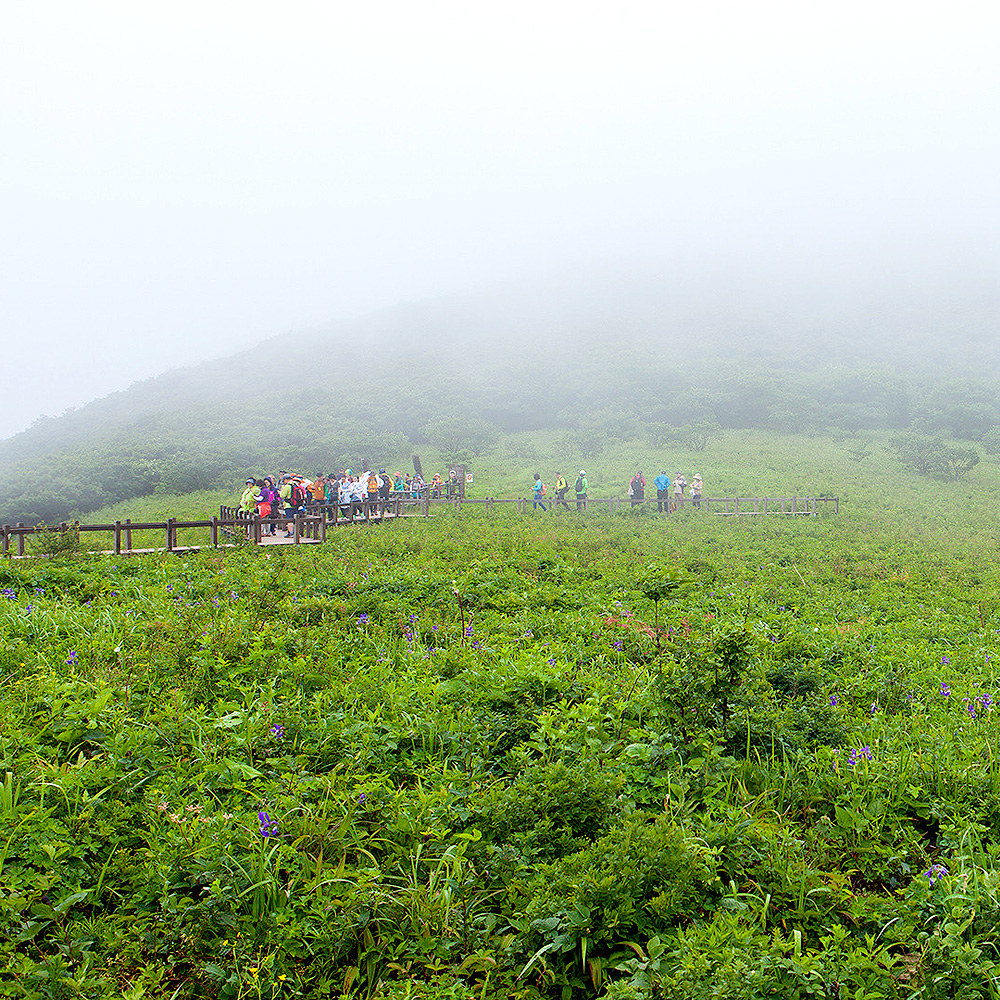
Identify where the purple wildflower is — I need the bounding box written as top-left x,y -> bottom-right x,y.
357,613 -> 370,625
613,639 -> 623,651
941,654 -> 950,665
270,724 -> 285,738
829,694 -> 838,707
925,863 -> 947,885
258,810 -> 278,837
66,650 -> 78,665
940,681 -> 951,698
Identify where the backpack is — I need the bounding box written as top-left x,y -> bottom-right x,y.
575,476 -> 584,493
291,483 -> 309,506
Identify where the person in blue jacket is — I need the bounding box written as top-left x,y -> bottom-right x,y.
654,471 -> 671,512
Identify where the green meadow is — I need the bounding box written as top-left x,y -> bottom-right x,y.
1,431 -> 999,999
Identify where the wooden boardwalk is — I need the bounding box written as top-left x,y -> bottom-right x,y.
2,493 -> 838,558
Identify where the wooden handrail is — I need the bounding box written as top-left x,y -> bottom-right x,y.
2,493 -> 839,557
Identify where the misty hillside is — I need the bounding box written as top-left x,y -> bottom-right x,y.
2,269 -> 998,524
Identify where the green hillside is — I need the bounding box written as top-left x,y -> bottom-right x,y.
2,271 -> 998,525
2,436 -> 1000,997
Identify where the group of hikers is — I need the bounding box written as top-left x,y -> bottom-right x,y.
239,469 -> 447,534
238,467 -> 707,531
530,470 -> 703,512
625,470 -> 704,511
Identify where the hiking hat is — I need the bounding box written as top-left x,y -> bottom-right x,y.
580,470 -> 586,475
246,478 -> 255,485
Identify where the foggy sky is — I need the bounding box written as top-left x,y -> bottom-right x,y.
2,1 -> 998,441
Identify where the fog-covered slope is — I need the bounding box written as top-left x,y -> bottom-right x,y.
2,267 -> 997,523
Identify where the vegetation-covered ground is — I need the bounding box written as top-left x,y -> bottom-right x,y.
2,435 -> 1000,998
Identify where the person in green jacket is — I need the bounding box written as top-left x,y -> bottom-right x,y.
240,479 -> 261,514
575,470 -> 588,510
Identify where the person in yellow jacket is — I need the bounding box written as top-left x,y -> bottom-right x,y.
240,479 -> 261,514
553,473 -> 570,510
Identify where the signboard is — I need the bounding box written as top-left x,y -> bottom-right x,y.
466,473 -> 473,483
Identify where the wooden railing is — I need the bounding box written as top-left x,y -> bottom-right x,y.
1,511 -> 327,557
418,494 -> 840,515
2,493 -> 838,557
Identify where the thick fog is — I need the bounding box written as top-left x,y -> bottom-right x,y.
1,2 -> 998,441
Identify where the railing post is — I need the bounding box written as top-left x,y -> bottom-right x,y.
114,520 -> 122,555
166,518 -> 175,552
211,517 -> 219,547
293,515 -> 301,544
17,524 -> 25,557
124,518 -> 132,552
320,512 -> 327,542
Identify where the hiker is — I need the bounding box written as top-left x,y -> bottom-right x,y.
575,470 -> 588,510
323,475 -> 339,518
554,472 -> 570,510
366,470 -> 380,508
629,471 -> 646,507
532,473 -> 548,511
654,471 -> 671,513
240,478 -> 262,514
278,476 -> 297,535
310,475 -> 326,507
378,469 -> 392,504
338,476 -> 357,520
691,473 -> 703,509
259,477 -> 280,535
673,473 -> 687,508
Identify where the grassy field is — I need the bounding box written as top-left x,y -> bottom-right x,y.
1,432 -> 999,998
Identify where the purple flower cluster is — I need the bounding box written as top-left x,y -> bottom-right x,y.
357,613 -> 370,626
1,588 -> 16,600
270,724 -> 285,738
66,650 -> 78,665
258,810 -> 278,837
963,694 -> 993,719
925,863 -> 947,885
847,745 -> 873,767
940,681 -> 951,698
829,694 -> 839,707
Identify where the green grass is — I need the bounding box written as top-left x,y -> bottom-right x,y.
1,432 -> 999,998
